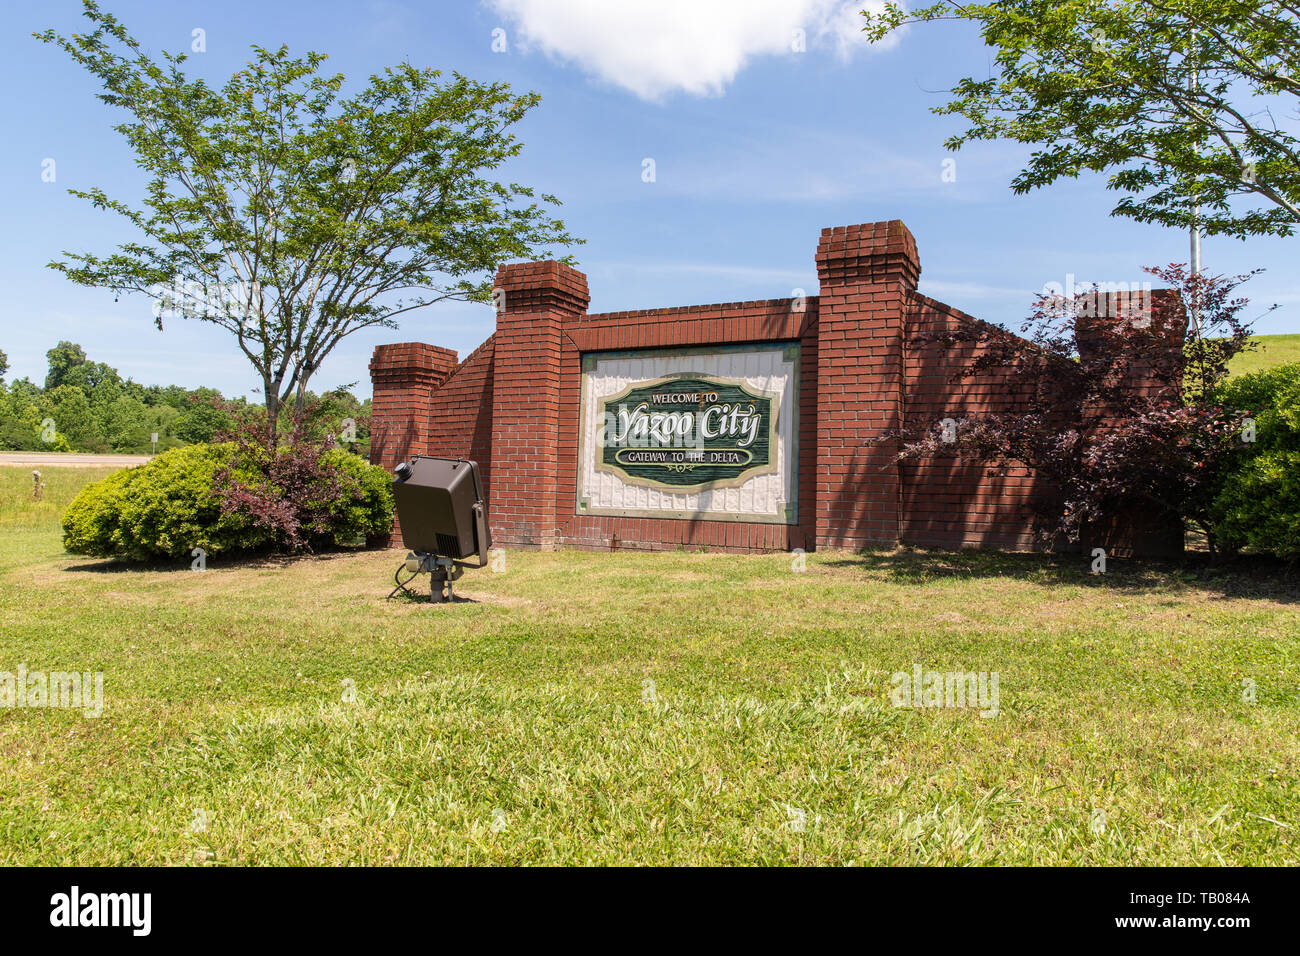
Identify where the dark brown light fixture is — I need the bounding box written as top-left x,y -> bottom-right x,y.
388,455 -> 491,603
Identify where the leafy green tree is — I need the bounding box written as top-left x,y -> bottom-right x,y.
0,339 -> 250,451
44,341 -> 88,390
174,392 -> 237,444
0,384 -> 41,450
864,1 -> 1300,238
147,403 -> 182,450
5,377 -> 41,409
0,348 -> 8,380
42,385 -> 105,451
102,394 -> 151,450
142,383 -> 192,411
38,1 -> 580,439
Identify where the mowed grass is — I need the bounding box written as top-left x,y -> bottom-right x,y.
1228,333 -> 1300,377
1,466 -> 1297,865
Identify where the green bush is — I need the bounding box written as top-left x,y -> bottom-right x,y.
1209,362 -> 1300,559
317,448 -> 395,546
62,443 -> 393,561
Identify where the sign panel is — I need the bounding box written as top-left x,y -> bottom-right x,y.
598,376 -> 775,490
578,344 -> 799,524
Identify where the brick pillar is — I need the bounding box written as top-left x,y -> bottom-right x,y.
489,260 -> 589,549
368,343 -> 459,470
368,343 -> 458,545
814,221 -> 920,549
1077,288 -> 1187,557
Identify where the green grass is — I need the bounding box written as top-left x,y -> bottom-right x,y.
1228,334 -> 1300,377
1,465 -> 1297,865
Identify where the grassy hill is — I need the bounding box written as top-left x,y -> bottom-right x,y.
1228,334 -> 1300,377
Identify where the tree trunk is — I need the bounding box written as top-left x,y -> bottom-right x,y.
264,379 -> 280,445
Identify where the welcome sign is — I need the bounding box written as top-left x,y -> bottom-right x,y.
578,344 -> 799,524
598,377 -> 775,489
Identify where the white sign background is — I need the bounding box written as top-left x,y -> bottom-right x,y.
577,343 -> 799,524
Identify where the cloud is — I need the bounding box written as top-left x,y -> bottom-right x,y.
485,0 -> 902,100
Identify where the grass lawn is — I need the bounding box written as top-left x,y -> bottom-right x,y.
1228,333 -> 1300,377
1,465 -> 1297,865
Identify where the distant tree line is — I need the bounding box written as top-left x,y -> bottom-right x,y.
0,341 -> 371,457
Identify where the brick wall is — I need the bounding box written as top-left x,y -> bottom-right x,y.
488,261 -> 590,548
368,342 -> 459,544
559,296 -> 817,552
369,342 -> 459,470
368,219 -> 1182,556
813,221 -> 915,549
425,336 -> 496,489
902,293 -> 1048,551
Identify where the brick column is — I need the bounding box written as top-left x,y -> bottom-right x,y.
814,221 -> 919,549
368,343 -> 458,471
1076,288 -> 1187,557
368,343 -> 458,547
489,260 -> 589,549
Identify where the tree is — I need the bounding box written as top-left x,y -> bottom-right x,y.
38,2 -> 580,439
0,348 -> 8,381
42,385 -> 105,452
102,394 -> 151,451
890,267 -> 1270,552
0,381 -> 41,450
44,341 -> 88,390
863,1 -> 1300,238
174,391 -> 238,444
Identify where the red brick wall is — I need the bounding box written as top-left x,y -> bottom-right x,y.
558,297 -> 817,552
488,261 -> 590,548
902,293 -> 1047,551
425,335 -> 496,489
813,221 -> 916,549
369,343 -> 458,470
368,219 -> 1182,556
368,342 -> 459,545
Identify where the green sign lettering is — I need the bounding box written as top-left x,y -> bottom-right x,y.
596,376 -> 776,490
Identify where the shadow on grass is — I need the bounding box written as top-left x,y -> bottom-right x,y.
61,545 -> 387,575
384,589 -> 481,607
822,546 -> 1300,604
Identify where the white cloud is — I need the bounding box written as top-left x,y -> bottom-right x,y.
485,0 -> 902,101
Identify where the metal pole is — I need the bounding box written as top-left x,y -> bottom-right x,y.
1189,31 -> 1202,337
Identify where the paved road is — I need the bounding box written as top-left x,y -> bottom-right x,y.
0,452 -> 152,468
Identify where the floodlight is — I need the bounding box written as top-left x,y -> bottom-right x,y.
387,455 -> 491,603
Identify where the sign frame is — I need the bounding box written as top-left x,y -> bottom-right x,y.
594,372 -> 781,493
576,342 -> 800,525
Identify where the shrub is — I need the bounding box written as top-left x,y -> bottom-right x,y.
209,421 -> 392,552
63,444 -> 268,560
61,466 -> 135,556
890,265 -> 1262,548
1208,362 -> 1300,559
318,448 -> 395,545
62,442 -> 393,561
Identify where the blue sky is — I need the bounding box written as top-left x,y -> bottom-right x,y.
2,0 -> 1296,400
